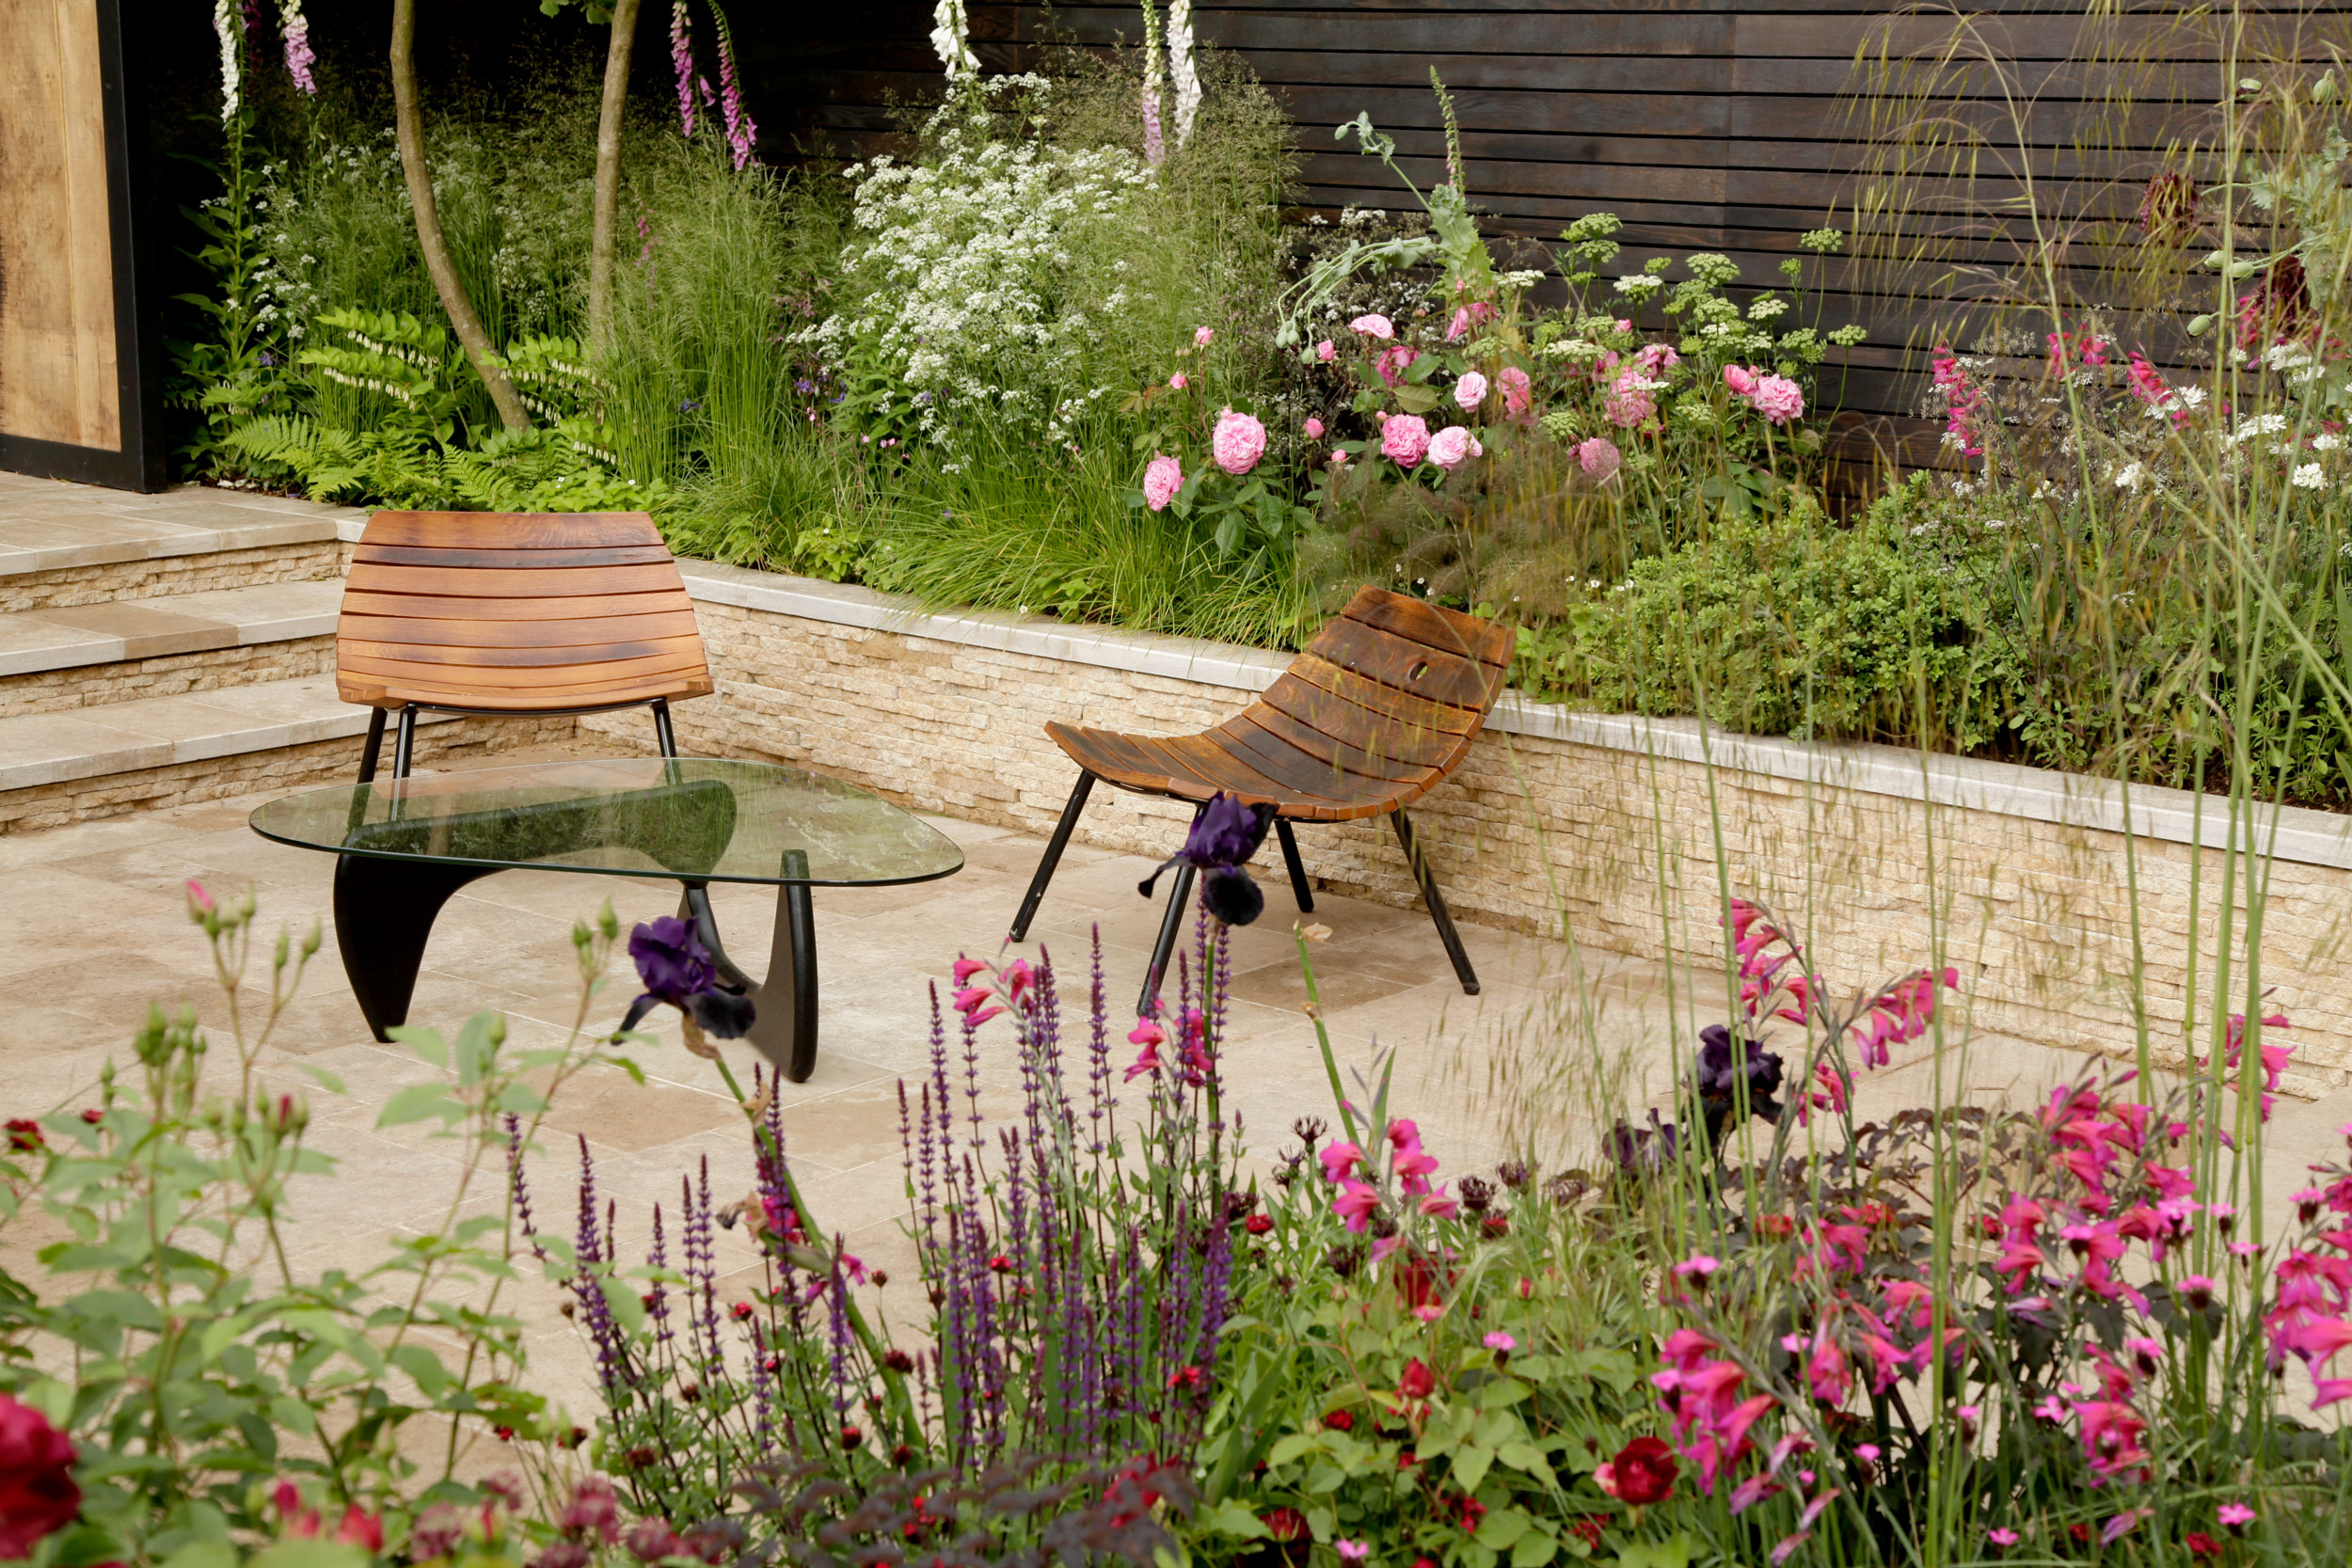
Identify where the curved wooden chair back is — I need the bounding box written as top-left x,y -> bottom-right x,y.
337,511 -> 713,714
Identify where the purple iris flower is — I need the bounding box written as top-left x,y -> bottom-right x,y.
1693,1022 -> 1783,1146
1137,791 -> 1277,927
620,916 -> 755,1038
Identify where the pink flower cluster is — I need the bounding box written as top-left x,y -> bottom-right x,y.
1123,1009 -> 1213,1087
1724,364 -> 1804,425
2045,327 -> 2112,378
670,1 -> 697,137
1142,454 -> 1183,511
1212,409 -> 1267,476
1930,345 -> 1988,457
1603,369 -> 1657,429
1320,1117 -> 1456,1252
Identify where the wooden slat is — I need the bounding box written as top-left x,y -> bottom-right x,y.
338,644 -> 708,684
353,542 -> 680,570
343,562 -> 696,599
1339,589 -> 1513,668
338,609 -> 705,650
1273,657 -> 1485,736
1232,704 -> 1459,778
360,511 -> 661,549
1312,619 -> 1502,710
340,589 -> 695,623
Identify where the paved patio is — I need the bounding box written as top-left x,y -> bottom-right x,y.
8,730 -> 2350,1454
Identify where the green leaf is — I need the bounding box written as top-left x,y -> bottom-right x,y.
390,1342 -> 452,1396
1477,1509 -> 1532,1550
376,1084 -> 457,1129
1512,1532 -> 1558,1568
1613,1534 -> 1693,1568
159,1542 -> 238,1568
1266,1432 -> 1318,1469
1454,1440 -> 1495,1493
1391,384 -> 1441,415
1199,1499 -> 1271,1540
600,1275 -> 647,1335
1498,1440 -> 1554,1482
250,1540 -> 372,1568
387,1025 -> 447,1068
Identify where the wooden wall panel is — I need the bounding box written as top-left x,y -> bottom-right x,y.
0,0 -> 120,451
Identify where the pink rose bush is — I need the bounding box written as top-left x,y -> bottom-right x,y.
1211,409 -> 1267,476
1379,414 -> 1431,468
1141,454 -> 1183,512
1426,424 -> 1483,471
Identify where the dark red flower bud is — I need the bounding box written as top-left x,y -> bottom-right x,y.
840,1425 -> 864,1450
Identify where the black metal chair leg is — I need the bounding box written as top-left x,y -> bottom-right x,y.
1137,862 -> 1198,1018
678,849 -> 820,1082
391,705 -> 419,779
358,707 -> 389,784
1009,770 -> 1095,942
1391,809 -> 1479,996
651,697 -> 679,758
1275,817 -> 1314,912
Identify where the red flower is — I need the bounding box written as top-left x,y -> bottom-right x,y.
78,1110 -> 101,1126
1262,1509 -> 1308,1542
1481,1215 -> 1508,1238
336,1506 -> 385,1553
1456,1497 -> 1487,1533
989,1255 -> 1014,1275
3,1120 -> 40,1154
1167,1366 -> 1203,1391
1594,1436 -> 1677,1507
1567,1518 -> 1606,1549
840,1425 -> 863,1450
1323,1410 -> 1354,1431
2185,1533 -> 2222,1560
1398,1358 -> 1437,1400
729,1302 -> 755,1321
1245,1213 -> 1275,1235
0,1398 -> 79,1559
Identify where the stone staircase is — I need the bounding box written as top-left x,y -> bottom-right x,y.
0,473 -> 561,834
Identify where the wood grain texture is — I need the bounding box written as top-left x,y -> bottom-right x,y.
336,511 -> 716,712
1043,587 -> 1507,821
0,0 -> 119,451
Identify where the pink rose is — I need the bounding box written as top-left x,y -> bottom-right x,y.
1142,454 -> 1184,511
1168,372 -> 1188,390
1427,425 -> 1484,471
1453,371 -> 1488,411
1497,366 -> 1532,416
1194,325 -> 1215,347
1327,448 -> 1351,468
1315,339 -> 1336,362
1303,417 -> 1325,438
1615,318 -> 1632,333
1577,436 -> 1622,482
1375,344 -> 1418,388
1723,364 -> 1759,398
1349,313 -> 1394,341
1750,373 -> 1805,425
1445,301 -> 1495,342
1211,408 -> 1269,476
1603,369 -> 1655,428
1380,414 -> 1431,467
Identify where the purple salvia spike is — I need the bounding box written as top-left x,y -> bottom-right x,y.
504,1113 -> 547,1260
826,1242 -> 854,1419
647,1202 -> 674,1353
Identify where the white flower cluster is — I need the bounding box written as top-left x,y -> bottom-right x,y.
803,119 -> 1150,449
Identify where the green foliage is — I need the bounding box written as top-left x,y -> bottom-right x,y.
1514,499 -> 2011,749
0,892 -> 644,1565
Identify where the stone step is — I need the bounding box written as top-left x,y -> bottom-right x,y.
0,475 -> 356,612
0,579 -> 344,717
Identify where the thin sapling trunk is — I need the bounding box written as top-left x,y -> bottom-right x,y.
587,0 -> 644,353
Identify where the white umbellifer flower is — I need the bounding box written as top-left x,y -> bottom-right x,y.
2313,432 -> 2342,451
1746,296 -> 1788,322
931,0 -> 978,82
213,0 -> 242,120
2293,462 -> 2328,489
1613,275 -> 1663,295
2229,413 -> 2290,444
2113,462 -> 2145,490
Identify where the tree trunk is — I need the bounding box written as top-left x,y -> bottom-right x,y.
587,0 -> 644,354
389,0 -> 531,429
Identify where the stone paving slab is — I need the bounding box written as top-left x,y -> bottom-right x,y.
0,579 -> 342,679
0,673 -> 455,790
0,480 -> 358,577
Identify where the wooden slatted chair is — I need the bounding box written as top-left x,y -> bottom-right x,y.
337,510 -> 713,778
1009,587 -> 1512,1011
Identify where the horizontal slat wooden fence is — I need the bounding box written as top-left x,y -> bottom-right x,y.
744,2 -> 2352,440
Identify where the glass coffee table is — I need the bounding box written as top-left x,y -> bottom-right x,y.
249,758 -> 964,1082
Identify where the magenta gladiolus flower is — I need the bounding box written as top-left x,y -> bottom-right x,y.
1211,409 -> 1268,475
1381,414 -> 1431,467
1348,313 -> 1394,341
1318,1140 -> 1364,1180
1454,371 -> 1488,410
1142,454 -> 1183,512
1333,1179 -> 1380,1232
1315,339 -> 1337,362
1194,325 -> 1215,347
1427,424 -> 1483,471
1577,436 -> 1622,482
1303,416 -> 1325,438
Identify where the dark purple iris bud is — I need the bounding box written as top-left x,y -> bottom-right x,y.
1604,1109 -> 1681,1179
1137,791 -> 1277,926
620,916 -> 755,1038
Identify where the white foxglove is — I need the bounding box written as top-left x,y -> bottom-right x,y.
931,0 -> 978,83
213,0 -> 242,121
1168,0 -> 1200,148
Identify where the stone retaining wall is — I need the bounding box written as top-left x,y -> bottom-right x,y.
0,639 -> 334,716
0,541 -> 347,613
573,569 -> 2352,1099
